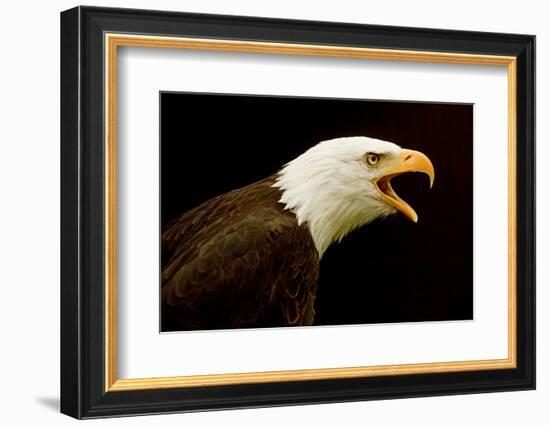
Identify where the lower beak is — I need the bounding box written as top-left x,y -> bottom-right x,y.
374,149 -> 435,223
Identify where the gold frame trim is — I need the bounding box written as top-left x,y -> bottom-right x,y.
104,33 -> 518,392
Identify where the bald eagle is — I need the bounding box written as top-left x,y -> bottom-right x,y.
161,137 -> 434,331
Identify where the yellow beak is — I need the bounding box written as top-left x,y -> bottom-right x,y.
374,149 -> 435,223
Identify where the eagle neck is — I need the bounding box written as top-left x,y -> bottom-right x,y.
271,171 -> 384,258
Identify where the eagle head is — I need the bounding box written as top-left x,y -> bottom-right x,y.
273,136 -> 435,256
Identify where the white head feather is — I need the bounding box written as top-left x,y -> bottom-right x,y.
273,136 -> 403,257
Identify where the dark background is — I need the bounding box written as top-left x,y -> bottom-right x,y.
161,92 -> 473,326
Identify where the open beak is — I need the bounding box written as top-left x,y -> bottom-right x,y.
375,149 -> 435,223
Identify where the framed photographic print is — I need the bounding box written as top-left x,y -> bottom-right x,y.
60,6 -> 535,419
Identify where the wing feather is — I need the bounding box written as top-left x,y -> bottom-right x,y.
161,176 -> 319,331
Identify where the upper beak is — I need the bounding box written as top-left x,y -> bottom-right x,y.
374,149 -> 435,223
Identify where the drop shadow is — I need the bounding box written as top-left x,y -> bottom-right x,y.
35,396 -> 59,412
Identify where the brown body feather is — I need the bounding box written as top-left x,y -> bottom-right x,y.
161,175 -> 320,331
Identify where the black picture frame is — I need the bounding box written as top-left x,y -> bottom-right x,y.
61,5 -> 535,419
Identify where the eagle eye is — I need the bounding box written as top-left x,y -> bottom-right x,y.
365,153 -> 381,166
